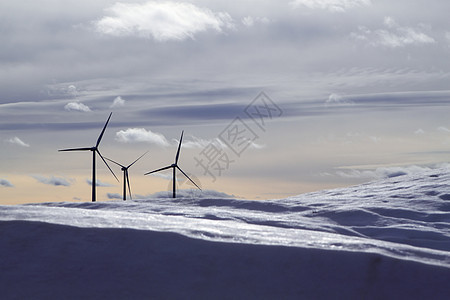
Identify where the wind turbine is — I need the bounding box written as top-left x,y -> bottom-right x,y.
59,112 -> 118,202
105,151 -> 149,201
144,131 -> 201,198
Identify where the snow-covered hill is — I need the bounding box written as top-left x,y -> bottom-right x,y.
1,166 -> 450,299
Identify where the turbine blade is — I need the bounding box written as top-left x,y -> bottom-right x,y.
104,157 -> 124,168
96,112 -> 112,148
126,171 -> 132,200
58,147 -> 93,152
175,130 -> 184,164
177,166 -> 202,190
128,150 -> 149,168
97,150 -> 119,182
144,165 -> 172,175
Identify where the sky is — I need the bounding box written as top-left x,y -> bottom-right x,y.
1,0 -> 449,204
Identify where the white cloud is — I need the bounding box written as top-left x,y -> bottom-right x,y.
369,136 -> 380,143
414,129 -> 425,135
95,1 -> 234,41
6,136 -> 30,147
110,96 -> 126,108
242,16 -> 255,27
0,179 -> 14,187
86,179 -> 115,187
67,85 -> 78,98
242,16 -> 271,27
351,17 -> 435,48
249,141 -> 266,149
336,169 -> 377,179
325,93 -> 353,106
290,0 -> 371,12
148,172 -> 176,181
64,102 -> 91,112
383,16 -> 397,28
32,175 -> 72,187
437,126 -> 450,133
181,135 -> 226,149
115,128 -> 170,146
181,135 -> 265,150
375,29 -> 435,48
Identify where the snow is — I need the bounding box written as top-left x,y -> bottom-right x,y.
1,166 -> 450,299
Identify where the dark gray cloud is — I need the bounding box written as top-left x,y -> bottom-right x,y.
140,103 -> 245,122
107,189 -> 234,200
0,179 -> 14,187
335,164 -> 448,180
86,179 -> 115,187
349,91 -> 450,108
32,175 -> 72,187
107,193 -> 122,200
1,89 -> 447,133
134,189 -> 235,199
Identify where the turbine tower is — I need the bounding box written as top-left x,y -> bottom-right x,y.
105,151 -> 149,201
144,131 -> 201,198
59,112 -> 118,202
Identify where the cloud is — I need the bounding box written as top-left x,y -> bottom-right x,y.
148,172 -> 174,181
115,128 -> 170,146
139,189 -> 235,199
64,102 -> 91,112
325,93 -> 353,106
44,84 -> 80,99
0,179 -> 14,187
64,118 -> 263,153
86,179 -> 115,187
147,171 -> 201,186
351,17 -> 435,48
5,136 -> 30,147
67,85 -> 78,98
107,193 -> 122,200
437,126 -> 450,133
414,129 -> 425,135
32,175 -> 72,187
110,96 -> 126,108
95,1 -> 234,41
290,0 -> 371,12
249,142 -> 266,149
336,165 -> 434,179
242,16 -> 271,27
181,135 -> 227,149
140,102 -> 245,123
179,135 -> 264,150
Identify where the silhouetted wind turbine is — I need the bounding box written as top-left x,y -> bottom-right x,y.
144,131 -> 201,198
105,151 -> 149,201
59,112 -> 118,202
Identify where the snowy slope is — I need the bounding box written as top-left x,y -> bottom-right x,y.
1,166 -> 450,299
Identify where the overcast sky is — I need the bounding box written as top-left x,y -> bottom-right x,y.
1,0 -> 449,204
